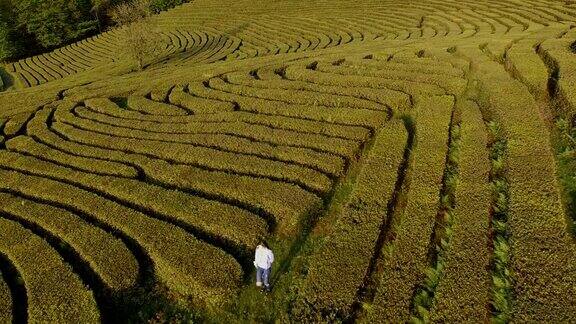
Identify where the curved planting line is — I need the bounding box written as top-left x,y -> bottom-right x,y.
6,26 -> 125,88
179,31 -> 218,64
47,51 -> 79,74
0,252 -> 27,324
29,56 -> 57,81
15,68 -> 39,88
218,77 -> 393,114
537,39 -> 574,120
64,150 -> 265,258
493,10 -> 531,31
113,95 -> 361,144
536,44 -> 576,233
250,19 -> 309,55
193,34 -> 236,64
0,167 -> 245,305
314,60 -> 463,95
35,55 -> 66,79
192,77 -> 387,130
43,139 -> 301,237
67,102 -> 344,178
0,188 -> 154,291
368,95 -> 454,322
300,18 -> 348,47
338,58 -> 464,80
27,108 -> 146,178
6,136 -> 139,179
0,217 -> 100,322
53,118 -> 333,196
40,122 -> 283,232
3,111 -> 37,139
349,114 -> 415,322
409,108 -> 460,322
292,118 -> 410,322
214,73 -> 391,113
53,48 -> 89,71
0,153 -> 257,275
127,96 -> 190,116
428,99 -> 492,322
129,102 -> 374,141
59,45 -> 93,68
464,43 -> 576,320
77,98 -> 363,161
462,10 -> 497,35
37,107 -> 346,180
226,66 -> 405,114
232,23 -> 283,55
287,60 -> 449,97
168,84 -> 237,114
433,12 -> 469,38
80,37 -> 114,58
0,209 -> 118,322
21,60 -> 47,84
484,121 -> 513,323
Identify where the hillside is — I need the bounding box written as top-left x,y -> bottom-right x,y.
0,0 -> 575,322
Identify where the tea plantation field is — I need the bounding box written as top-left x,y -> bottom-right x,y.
0,0 -> 575,322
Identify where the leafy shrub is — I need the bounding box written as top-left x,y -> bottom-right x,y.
149,0 -> 187,13
0,0 -> 23,61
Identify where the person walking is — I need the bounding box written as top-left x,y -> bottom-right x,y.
254,241 -> 274,292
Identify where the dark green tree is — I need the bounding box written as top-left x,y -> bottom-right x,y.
0,0 -> 189,61
12,0 -> 97,49
91,0 -> 111,32
0,0 -> 22,61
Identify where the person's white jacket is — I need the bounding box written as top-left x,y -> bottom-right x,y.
254,245 -> 274,269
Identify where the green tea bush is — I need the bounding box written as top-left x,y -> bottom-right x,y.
0,218 -> 101,323
0,167 -> 243,305
0,272 -> 12,323
369,95 -> 453,322
295,120 -> 408,321
0,192 -> 139,291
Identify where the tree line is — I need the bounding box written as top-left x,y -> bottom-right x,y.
0,0 -> 187,62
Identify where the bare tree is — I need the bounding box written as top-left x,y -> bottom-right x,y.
109,0 -> 152,26
110,0 -> 162,70
122,21 -> 162,70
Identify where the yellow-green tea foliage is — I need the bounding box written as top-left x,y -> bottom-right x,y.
0,0 -> 575,322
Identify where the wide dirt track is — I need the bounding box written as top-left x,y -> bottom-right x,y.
0,0 -> 576,322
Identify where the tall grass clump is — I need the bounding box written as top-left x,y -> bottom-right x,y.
410,123 -> 461,324
486,121 -> 513,323
555,118 -> 576,234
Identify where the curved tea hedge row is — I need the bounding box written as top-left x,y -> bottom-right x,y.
0,272 -> 12,323
1,52 -> 402,321
1,0 -> 576,322
429,100 -> 492,322
368,95 -> 454,322
0,167 -> 245,304
5,30 -> 122,88
294,120 -> 408,320
0,218 -> 100,323
3,26 -> 241,89
0,192 -> 140,292
460,43 -> 576,321
2,0 -> 573,91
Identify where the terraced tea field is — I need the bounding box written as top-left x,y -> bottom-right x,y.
1,0 -> 576,322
